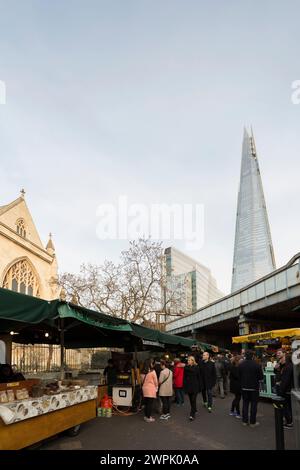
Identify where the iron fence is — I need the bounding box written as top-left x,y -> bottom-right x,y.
12,343 -> 88,373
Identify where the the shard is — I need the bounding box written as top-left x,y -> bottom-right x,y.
231,128 -> 276,292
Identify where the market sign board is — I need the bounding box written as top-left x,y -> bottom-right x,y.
142,339 -> 164,348
256,338 -> 280,346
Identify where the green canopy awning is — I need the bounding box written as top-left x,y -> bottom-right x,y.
130,323 -> 161,342
158,331 -> 195,348
58,304 -> 132,332
0,287 -> 225,353
130,323 -> 196,349
0,287 -> 58,333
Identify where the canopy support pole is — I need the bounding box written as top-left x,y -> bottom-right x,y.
60,318 -> 65,381
134,344 -> 138,368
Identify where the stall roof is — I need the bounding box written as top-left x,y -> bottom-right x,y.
0,287 -> 58,330
232,328 -> 300,344
58,304 -> 132,331
0,287 -> 226,352
130,323 -> 196,349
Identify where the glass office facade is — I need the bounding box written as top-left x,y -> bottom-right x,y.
231,128 -> 276,292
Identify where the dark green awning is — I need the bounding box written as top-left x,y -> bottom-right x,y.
130,323 -> 161,342
0,287 -> 225,352
130,323 -> 196,349
0,287 -> 58,332
58,304 -> 132,332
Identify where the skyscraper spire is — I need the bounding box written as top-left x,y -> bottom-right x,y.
231,128 -> 276,292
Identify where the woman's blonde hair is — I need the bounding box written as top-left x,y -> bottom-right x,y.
188,355 -> 197,365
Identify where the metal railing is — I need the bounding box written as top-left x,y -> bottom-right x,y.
12,343 -> 85,373
11,344 -> 125,375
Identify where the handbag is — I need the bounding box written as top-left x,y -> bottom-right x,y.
158,370 -> 171,392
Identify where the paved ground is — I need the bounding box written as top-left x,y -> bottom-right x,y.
40,395 -> 296,450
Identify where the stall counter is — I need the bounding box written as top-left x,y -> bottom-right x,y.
0,381 -> 98,450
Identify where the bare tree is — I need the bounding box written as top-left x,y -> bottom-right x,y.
59,239 -> 185,324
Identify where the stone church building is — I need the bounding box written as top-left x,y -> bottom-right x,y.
0,190 -> 59,300
0,192 -> 86,370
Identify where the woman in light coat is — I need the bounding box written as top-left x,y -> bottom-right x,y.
158,360 -> 173,420
141,359 -> 158,422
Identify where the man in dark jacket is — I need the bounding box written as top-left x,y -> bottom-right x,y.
103,359 -> 118,396
223,354 -> 231,395
238,350 -> 263,427
215,355 -> 226,398
277,354 -> 294,429
199,352 -> 217,412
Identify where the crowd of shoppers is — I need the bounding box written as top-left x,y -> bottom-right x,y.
140,348 -> 294,430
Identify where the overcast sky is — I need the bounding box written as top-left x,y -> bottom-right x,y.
0,0 -> 299,294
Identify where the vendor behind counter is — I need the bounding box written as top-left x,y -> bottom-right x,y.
103,359 -> 117,395
0,364 -> 25,384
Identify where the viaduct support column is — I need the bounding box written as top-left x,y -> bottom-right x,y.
237,313 -> 250,351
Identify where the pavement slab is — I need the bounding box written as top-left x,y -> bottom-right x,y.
40,395 -> 297,450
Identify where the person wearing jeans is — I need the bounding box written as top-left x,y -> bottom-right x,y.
158,360 -> 173,420
160,396 -> 171,415
238,350 -> 263,427
175,388 -> 185,405
215,355 -> 226,398
229,355 -> 242,418
242,390 -> 259,425
199,352 -> 217,412
202,387 -> 213,409
231,392 -> 242,416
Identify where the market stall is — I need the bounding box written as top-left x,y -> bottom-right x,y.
0,288 -> 131,449
0,378 -> 97,450
1,287 -> 219,447
232,328 -> 300,399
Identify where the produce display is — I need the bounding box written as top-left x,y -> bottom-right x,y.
0,380 -> 97,425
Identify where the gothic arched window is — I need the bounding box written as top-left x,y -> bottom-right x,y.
3,259 -> 40,297
16,219 -> 26,238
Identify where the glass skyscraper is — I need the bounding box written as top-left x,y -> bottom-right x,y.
231,128 -> 276,292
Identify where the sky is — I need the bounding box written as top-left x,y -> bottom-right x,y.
0,0 -> 299,294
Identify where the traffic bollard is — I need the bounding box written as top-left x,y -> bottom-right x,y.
273,397 -> 285,450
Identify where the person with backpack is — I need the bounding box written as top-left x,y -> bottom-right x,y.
158,360 -> 173,420
183,355 -> 202,421
141,359 -> 158,423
